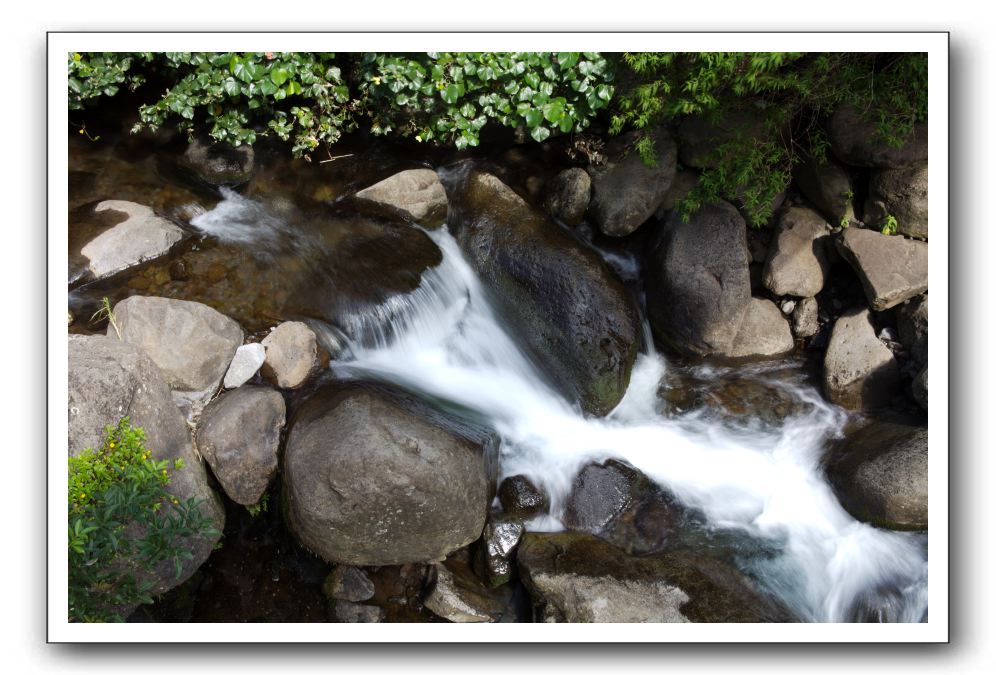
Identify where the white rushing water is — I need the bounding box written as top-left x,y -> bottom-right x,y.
332,227 -> 928,623
187,189 -> 927,621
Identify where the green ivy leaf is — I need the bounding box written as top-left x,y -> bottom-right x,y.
440,83 -> 461,105
270,67 -> 290,86
530,125 -> 551,142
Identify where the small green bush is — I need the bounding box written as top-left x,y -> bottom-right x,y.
610,52 -> 927,227
68,417 -> 219,622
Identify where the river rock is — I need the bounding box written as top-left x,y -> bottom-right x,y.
835,228 -> 928,311
111,296 -> 244,413
792,296 -> 819,338
194,385 -> 285,506
475,517 -> 525,587
261,321 -> 323,390
498,475 -> 549,519
454,172 -> 641,416
898,295 -> 928,366
178,137 -> 255,186
676,106 -> 766,169
587,129 -> 677,236
543,167 -> 591,227
354,168 -> 448,228
645,200 -> 751,357
724,298 -> 795,360
284,386 -> 489,565
793,155 -> 856,226
913,367 -> 928,410
823,308 -> 901,410
323,566 -> 375,602
828,104 -> 928,168
222,343 -> 265,389
424,556 -> 517,623
763,207 -> 833,298
563,459 -> 687,555
68,335 -> 224,597
824,421 -> 928,530
657,169 -> 699,214
864,162 -> 929,239
80,201 -> 186,281
332,601 -> 385,623
517,533 -> 794,622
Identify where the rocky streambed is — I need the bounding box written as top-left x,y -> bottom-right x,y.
67,108 -> 929,623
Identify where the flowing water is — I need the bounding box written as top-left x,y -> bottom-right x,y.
325,227 -> 929,623
125,176 -> 928,623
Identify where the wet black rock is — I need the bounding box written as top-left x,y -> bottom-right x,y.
453,171 -> 641,416
498,474 -> 549,519
563,459 -> 687,555
474,517 -> 525,587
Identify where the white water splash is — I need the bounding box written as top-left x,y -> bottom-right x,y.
331,227 -> 927,622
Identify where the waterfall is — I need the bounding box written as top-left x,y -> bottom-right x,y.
333,227 -> 929,623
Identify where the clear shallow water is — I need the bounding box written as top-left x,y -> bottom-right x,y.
330,227 -> 928,623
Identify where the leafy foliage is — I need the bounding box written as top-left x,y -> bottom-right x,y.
69,51 -> 614,158
68,418 -> 218,622
611,52 -> 928,226
881,214 -> 899,236
356,52 -> 613,149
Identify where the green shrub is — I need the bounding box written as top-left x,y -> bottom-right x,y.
610,52 -> 927,227
881,214 -> 899,235
68,51 -> 614,158
68,417 -> 219,622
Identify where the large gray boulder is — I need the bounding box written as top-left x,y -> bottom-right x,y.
898,295 -> 928,365
724,298 -> 795,360
793,156 -> 856,226
81,201 -> 186,281
195,385 -> 285,506
763,207 -> 833,297
835,228 -> 928,311
68,335 -> 224,595
587,129 -> 677,236
517,533 -> 794,623
284,386 -> 490,566
824,421 -> 928,530
823,308 -> 901,410
178,137 -> 255,186
864,162 -> 928,240
354,168 -> 448,228
543,167 -> 591,227
828,104 -> 928,168
261,321 -> 324,390
645,200 -> 751,357
111,296 -> 244,413
454,172 -> 641,416
563,460 -> 687,555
